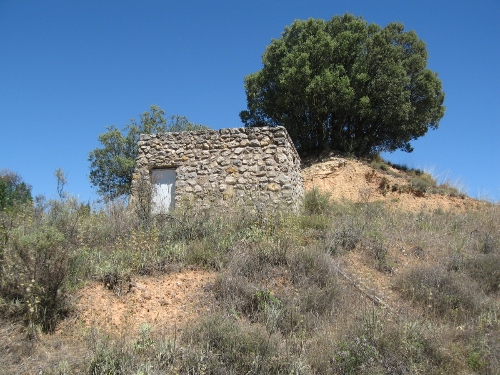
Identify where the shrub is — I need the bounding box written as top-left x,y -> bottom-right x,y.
472,228 -> 498,254
299,213 -> 331,234
213,238 -> 289,321
285,246 -> 342,327
394,265 -> 482,319
409,173 -> 436,195
362,231 -> 394,273
303,187 -> 332,215
77,198 -> 135,249
370,158 -> 389,171
1,223 -> 70,333
168,208 -> 213,241
88,338 -> 130,375
184,314 -> 279,374
462,254 -> 500,294
288,246 -> 336,285
327,222 -> 361,254
86,325 -> 178,375
338,319 -> 443,374
185,238 -> 222,270
306,311 -> 445,374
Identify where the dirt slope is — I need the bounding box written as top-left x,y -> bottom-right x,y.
58,269 -> 216,337
302,156 -> 480,212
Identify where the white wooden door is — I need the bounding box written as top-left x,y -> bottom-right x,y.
151,169 -> 176,214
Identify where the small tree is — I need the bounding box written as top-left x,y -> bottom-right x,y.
89,105 -> 208,200
0,169 -> 32,211
240,14 -> 445,157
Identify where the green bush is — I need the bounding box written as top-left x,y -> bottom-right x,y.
409,173 -> 436,194
1,223 -> 70,333
303,187 -> 332,215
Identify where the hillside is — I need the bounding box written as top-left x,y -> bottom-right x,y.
302,155 -> 481,212
58,157 -> 489,336
1,157 -> 498,374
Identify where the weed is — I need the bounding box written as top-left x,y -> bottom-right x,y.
461,253 -> 500,294
303,187 -> 332,215
363,231 -> 394,273
369,155 -> 390,171
327,221 -> 361,254
184,314 -> 279,374
378,176 -> 390,195
88,336 -> 130,374
409,173 -> 436,195
394,265 -> 482,319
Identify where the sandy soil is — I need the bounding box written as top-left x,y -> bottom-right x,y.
57,269 -> 216,338
302,156 -> 481,212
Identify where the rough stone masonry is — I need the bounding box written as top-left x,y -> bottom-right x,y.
132,126 -> 303,212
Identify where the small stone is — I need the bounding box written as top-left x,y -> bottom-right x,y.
267,183 -> 281,192
225,166 -> 238,174
275,153 -> 288,164
225,176 -> 237,185
249,139 -> 261,147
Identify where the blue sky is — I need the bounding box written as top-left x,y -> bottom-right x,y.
1,0 -> 499,202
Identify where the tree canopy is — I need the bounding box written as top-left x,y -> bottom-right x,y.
0,169 -> 32,211
240,13 -> 445,157
89,105 -> 208,200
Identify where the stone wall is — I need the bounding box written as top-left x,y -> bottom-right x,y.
132,126 -> 303,211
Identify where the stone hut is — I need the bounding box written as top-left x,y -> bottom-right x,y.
132,126 -> 303,213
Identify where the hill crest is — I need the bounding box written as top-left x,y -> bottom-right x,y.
302,155 -> 482,212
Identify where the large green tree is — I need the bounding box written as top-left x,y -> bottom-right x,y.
89,105 -> 208,200
240,14 -> 445,157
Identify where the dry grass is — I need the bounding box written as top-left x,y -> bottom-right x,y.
0,185 -> 498,374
